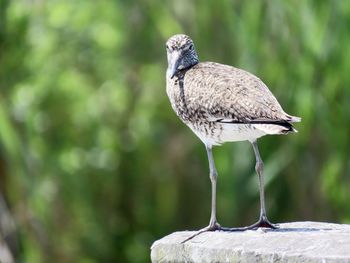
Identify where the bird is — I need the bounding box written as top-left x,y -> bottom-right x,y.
165,34 -> 301,241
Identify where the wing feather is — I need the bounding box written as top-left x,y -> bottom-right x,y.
183,62 -> 301,125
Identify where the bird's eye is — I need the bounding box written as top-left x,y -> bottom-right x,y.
189,44 -> 194,50
166,45 -> 170,50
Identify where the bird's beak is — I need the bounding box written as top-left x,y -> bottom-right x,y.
169,51 -> 182,79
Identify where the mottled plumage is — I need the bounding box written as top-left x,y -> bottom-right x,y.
166,49 -> 300,146
165,34 -> 301,241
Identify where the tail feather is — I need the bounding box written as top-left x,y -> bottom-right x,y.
286,114 -> 301,123
216,114 -> 301,135
253,120 -> 298,135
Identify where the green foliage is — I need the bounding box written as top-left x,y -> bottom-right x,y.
0,0 -> 349,262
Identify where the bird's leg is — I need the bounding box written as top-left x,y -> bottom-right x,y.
206,145 -> 221,229
247,140 -> 278,229
182,142 -> 278,243
181,145 -> 221,243
217,141 -> 278,232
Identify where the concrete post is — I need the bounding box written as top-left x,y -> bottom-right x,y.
151,221 -> 350,262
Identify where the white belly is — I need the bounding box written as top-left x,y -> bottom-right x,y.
187,122 -> 267,147
220,123 -> 267,143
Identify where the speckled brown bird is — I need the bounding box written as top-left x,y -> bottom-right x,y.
165,34 -> 300,241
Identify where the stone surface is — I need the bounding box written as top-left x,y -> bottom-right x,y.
151,221 -> 350,263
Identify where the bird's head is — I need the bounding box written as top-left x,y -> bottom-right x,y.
166,34 -> 199,79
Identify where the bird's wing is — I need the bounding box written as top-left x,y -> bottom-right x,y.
185,62 -> 300,124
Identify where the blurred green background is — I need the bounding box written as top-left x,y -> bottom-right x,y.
0,0 -> 350,262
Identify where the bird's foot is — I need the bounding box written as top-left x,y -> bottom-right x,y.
181,217 -> 278,243
250,218 -> 278,229
222,216 -> 278,232
246,215 -> 278,230
181,222 -> 222,243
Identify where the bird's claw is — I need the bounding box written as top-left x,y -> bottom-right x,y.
181,218 -> 278,243
181,222 -> 221,243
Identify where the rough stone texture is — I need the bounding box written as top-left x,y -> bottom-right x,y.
151,221 -> 350,263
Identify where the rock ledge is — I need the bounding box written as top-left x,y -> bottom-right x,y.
151,221 -> 350,262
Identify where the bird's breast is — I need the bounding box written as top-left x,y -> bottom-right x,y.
166,75 -> 192,121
